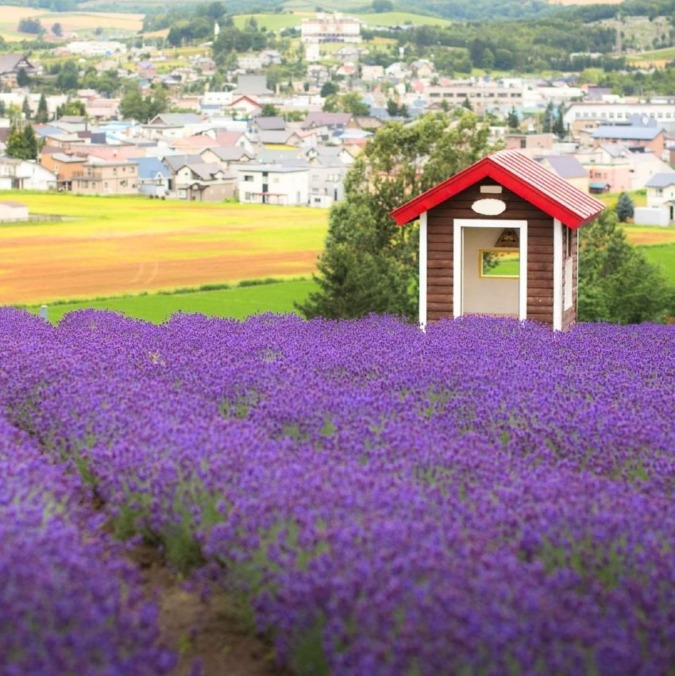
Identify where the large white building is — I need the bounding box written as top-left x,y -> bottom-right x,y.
237,165 -> 309,206
564,100 -> 675,136
301,13 -> 361,44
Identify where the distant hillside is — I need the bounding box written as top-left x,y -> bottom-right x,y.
4,0 -> 674,25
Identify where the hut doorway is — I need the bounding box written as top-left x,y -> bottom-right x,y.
454,219 -> 528,320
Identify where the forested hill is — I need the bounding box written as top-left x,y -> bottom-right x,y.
5,0 -> 675,23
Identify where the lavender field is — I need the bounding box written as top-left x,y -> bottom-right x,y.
1,308 -> 674,675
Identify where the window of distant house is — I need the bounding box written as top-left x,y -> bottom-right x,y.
656,188 -> 663,196
244,175 -> 253,182
104,182 -> 108,188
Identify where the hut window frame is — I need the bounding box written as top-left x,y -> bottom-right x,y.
478,248 -> 520,279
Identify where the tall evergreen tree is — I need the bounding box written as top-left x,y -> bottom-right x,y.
35,93 -> 49,123
615,192 -> 634,222
507,107 -> 519,130
21,97 -> 31,121
297,111 -> 496,320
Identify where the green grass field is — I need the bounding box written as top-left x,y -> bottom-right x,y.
640,244 -> 675,284
232,10 -> 451,31
23,278 -> 318,324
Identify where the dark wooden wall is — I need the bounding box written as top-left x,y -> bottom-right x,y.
426,178 -> 555,325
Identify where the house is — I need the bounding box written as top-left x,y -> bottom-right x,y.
227,96 -> 263,119
130,157 -> 170,198
143,113 -> 204,140
0,200 -> 29,221
301,112 -> 353,143
171,159 -> 235,201
198,146 -> 254,170
252,116 -> 287,132
641,173 -> 675,225
231,75 -> 273,98
300,12 -> 361,43
591,121 -> 666,156
237,164 -> 309,206
539,155 -> 588,193
40,151 -> 88,191
577,144 -> 632,194
71,159 -> 139,196
257,130 -> 303,148
505,133 -> 556,154
0,54 -> 36,85
391,150 -> 605,331
0,157 -> 56,191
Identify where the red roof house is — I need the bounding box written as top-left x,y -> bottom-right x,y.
391,150 -> 605,330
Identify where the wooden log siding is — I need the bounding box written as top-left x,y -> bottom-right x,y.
425,179 -> 555,324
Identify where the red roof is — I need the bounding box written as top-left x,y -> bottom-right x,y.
390,150 -> 605,230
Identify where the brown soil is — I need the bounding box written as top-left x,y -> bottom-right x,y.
129,545 -> 287,676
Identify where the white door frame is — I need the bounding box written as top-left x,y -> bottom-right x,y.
453,219 -> 528,321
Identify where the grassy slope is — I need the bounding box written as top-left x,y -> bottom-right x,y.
24,278 -> 317,324
232,11 -> 451,31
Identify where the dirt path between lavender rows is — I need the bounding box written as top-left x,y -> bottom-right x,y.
129,545 -> 288,676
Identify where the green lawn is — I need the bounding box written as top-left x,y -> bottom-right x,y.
232,10 -> 451,31
640,244 -> 675,285
22,278 -> 318,325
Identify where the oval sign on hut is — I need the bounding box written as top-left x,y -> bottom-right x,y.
471,198 -> 507,216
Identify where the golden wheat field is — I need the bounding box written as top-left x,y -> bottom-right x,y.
0,194 -> 328,305
0,6 -> 143,40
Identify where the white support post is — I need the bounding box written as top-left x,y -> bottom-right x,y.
419,211 -> 427,329
453,219 -> 463,318
553,219 -> 563,331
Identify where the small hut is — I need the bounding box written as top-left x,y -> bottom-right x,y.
0,200 -> 29,222
391,150 -> 605,330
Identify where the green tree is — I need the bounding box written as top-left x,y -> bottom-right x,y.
21,97 -> 31,121
35,93 -> 49,123
372,0 -> 394,11
16,68 -> 30,88
507,107 -> 519,130
261,103 -> 280,117
552,105 -> 566,138
297,111 -> 496,320
52,22 -> 62,37
56,61 -> 80,91
578,210 -> 673,324
6,124 -> 39,160
119,88 -> 147,121
56,100 -> 86,118
615,192 -> 634,222
320,81 -> 338,97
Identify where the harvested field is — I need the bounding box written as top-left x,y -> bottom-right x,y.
0,5 -> 142,40
624,225 -> 675,246
0,194 -> 328,305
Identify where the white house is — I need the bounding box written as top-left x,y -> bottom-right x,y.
0,158 -> 56,191
237,164 -> 309,206
0,200 -> 29,221
638,173 -> 675,225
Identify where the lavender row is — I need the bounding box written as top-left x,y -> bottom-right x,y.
0,412 -> 175,674
1,308 -> 674,674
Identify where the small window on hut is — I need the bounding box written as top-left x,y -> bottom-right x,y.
479,249 -> 520,278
